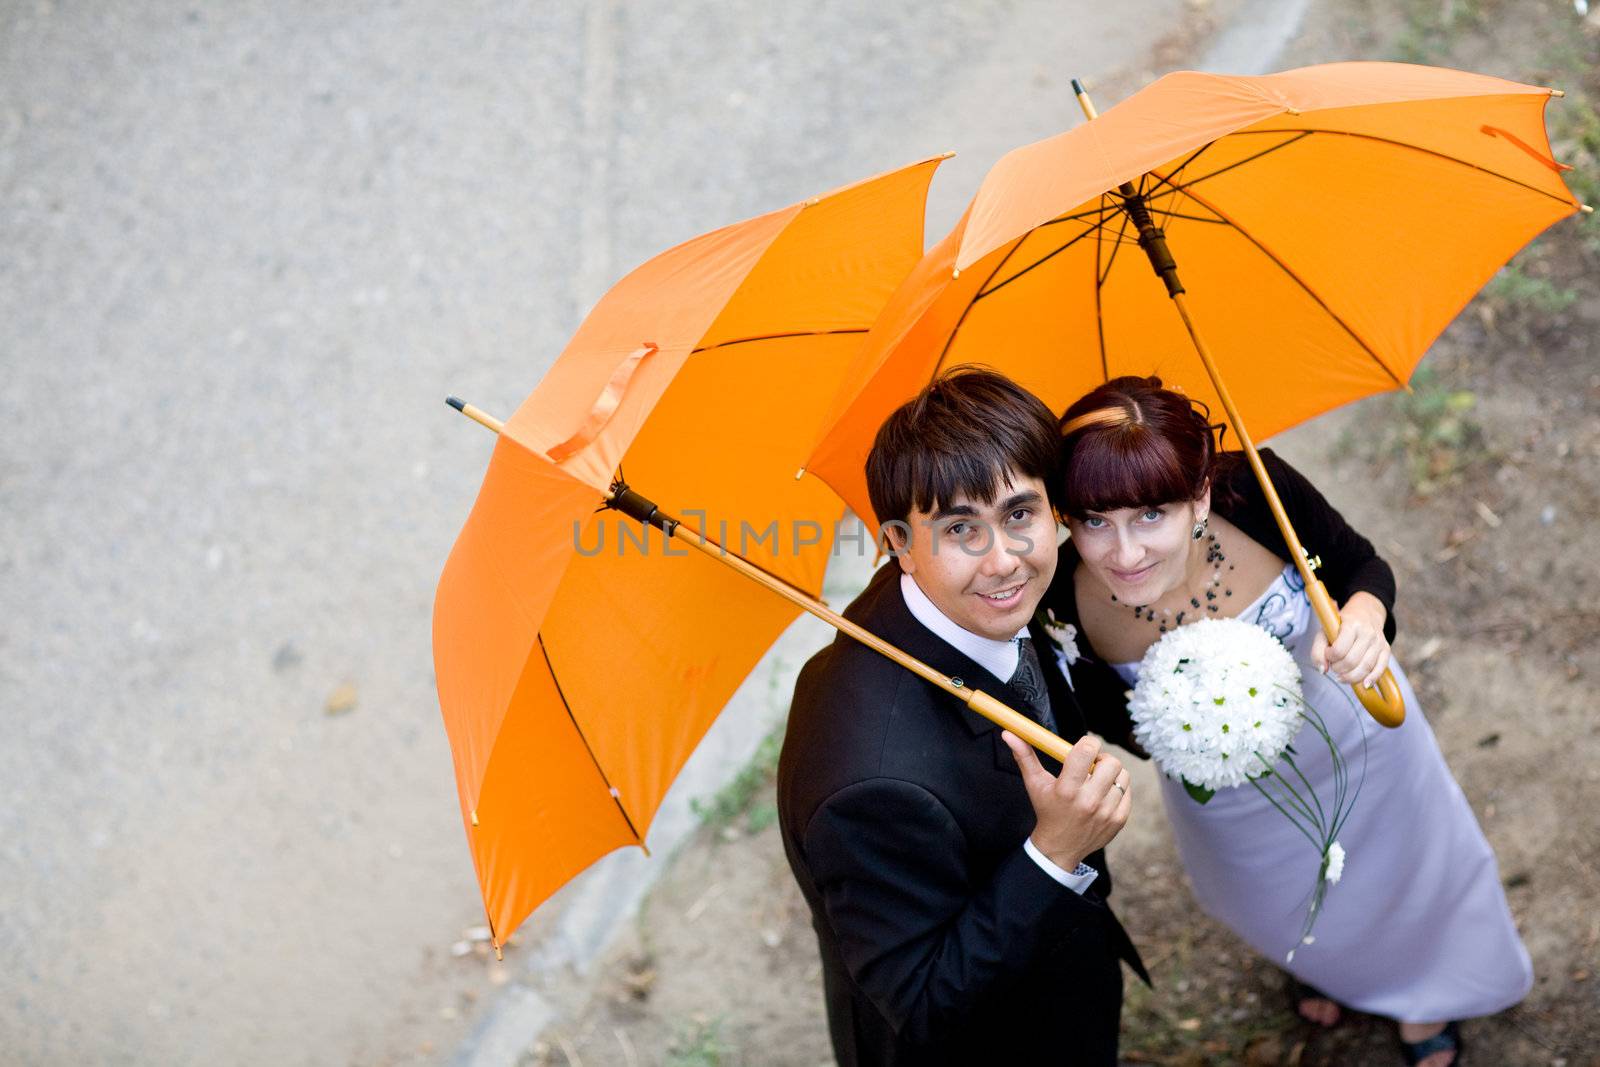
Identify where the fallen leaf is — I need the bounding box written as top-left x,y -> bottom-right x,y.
622,968 -> 656,998
325,683 -> 358,715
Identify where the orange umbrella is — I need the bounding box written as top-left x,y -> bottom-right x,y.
431,157 -> 978,953
806,61 -> 1588,727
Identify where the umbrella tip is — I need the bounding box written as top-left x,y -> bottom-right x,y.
1551,88 -> 1566,98
1071,77 -> 1085,95
446,396 -> 465,412
940,150 -> 956,160
1582,203 -> 1595,214
794,467 -> 806,481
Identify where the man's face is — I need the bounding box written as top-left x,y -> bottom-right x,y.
891,471 -> 1058,642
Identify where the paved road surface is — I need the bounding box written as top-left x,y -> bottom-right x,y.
0,1 -> 1296,1062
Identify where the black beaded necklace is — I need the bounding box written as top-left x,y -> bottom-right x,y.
1109,532 -> 1236,633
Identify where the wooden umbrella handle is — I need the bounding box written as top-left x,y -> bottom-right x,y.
1304,575 -> 1406,728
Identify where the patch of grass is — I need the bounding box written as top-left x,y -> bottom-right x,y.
1382,363 -> 1485,494
1390,0 -> 1484,63
1484,260 -> 1579,314
665,1016 -> 728,1067
689,721 -> 785,834
1549,94 -> 1600,251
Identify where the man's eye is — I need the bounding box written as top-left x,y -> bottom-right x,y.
947,522 -> 967,536
1008,508 -> 1031,523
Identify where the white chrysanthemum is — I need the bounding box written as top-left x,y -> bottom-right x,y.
1324,841 -> 1346,884
1127,616 -> 1304,792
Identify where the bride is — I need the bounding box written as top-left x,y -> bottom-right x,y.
1042,375 -> 1531,1067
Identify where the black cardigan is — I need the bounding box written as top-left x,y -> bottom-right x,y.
1039,448 -> 1398,752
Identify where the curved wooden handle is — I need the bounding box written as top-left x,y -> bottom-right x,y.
1306,575 -> 1405,728
1354,669 -> 1406,729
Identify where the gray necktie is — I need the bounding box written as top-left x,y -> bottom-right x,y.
1009,637 -> 1057,734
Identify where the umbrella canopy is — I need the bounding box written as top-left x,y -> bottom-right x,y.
808,62 -> 1585,530
434,156 -> 945,949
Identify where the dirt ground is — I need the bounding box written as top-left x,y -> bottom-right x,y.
495,3 -> 1600,1064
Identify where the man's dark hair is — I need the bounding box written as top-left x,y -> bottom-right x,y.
865,367 -> 1061,532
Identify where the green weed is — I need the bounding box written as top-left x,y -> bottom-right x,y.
665,1017 -> 728,1067
1384,364 -> 1484,494
689,722 -> 785,834
1484,261 -> 1578,314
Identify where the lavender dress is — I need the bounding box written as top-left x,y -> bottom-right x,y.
1105,564 -> 1532,1022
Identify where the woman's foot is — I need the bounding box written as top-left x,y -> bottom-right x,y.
1286,977 -> 1342,1027
1398,1020 -> 1462,1067
1297,993 -> 1341,1027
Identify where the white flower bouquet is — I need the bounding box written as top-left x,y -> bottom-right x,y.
1127,616 -> 1365,956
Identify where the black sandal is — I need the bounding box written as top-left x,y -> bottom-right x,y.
1399,1020 -> 1464,1065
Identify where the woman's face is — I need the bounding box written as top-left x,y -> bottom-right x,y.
1065,488 -> 1210,607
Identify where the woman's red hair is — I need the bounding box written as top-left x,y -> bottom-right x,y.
1056,376 -> 1229,518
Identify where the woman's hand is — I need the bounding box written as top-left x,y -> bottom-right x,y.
1310,591 -> 1390,688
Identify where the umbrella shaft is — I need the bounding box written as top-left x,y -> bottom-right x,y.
1119,188 -> 1184,298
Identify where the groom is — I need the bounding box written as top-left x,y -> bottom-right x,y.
777,369 -> 1145,1066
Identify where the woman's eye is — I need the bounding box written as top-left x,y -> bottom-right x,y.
1082,516 -> 1105,529
1141,508 -> 1163,522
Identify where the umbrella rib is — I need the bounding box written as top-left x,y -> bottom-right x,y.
1094,193 -> 1109,381
536,632 -> 646,845
1161,141 -> 1220,190
973,208 -> 1128,303
930,232 -> 1031,377
1162,177 -> 1407,390
1097,201 -> 1136,287
1145,152 -> 1228,230
1225,126 -> 1578,210
1148,132 -> 1313,201
1033,203 -> 1122,231
690,327 -> 869,355
1144,209 -> 1230,226
1140,141 -> 1222,218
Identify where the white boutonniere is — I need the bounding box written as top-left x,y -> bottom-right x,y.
1039,608 -> 1081,668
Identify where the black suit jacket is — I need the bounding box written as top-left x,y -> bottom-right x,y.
777,563 -> 1145,1067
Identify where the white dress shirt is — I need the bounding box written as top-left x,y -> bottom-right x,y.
899,573 -> 1099,895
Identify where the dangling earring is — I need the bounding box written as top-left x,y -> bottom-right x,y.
1192,518 -> 1208,540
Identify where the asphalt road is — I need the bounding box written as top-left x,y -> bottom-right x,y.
0,1 -> 1288,1062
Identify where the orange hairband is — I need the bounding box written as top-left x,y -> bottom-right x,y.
1060,404 -> 1140,437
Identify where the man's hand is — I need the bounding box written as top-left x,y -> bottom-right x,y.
1000,731 -> 1131,871
1310,591 -> 1391,688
